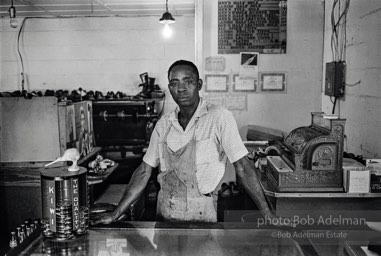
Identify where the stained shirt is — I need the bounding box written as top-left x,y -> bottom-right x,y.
143,98 -> 248,194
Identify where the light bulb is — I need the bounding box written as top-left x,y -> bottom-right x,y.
10,17 -> 18,28
163,23 -> 173,39
8,5 -> 18,28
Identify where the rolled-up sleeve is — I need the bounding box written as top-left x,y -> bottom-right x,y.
143,125 -> 160,168
217,109 -> 248,163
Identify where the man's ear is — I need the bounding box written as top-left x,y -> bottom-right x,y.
198,79 -> 203,91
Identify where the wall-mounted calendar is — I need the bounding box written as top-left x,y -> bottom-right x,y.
218,0 -> 287,54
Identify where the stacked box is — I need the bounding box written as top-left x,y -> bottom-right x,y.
366,159 -> 381,193
343,158 -> 370,193
0,97 -> 94,167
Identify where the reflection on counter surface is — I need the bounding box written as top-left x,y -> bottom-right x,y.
21,222 -> 314,256
16,221 -> 381,256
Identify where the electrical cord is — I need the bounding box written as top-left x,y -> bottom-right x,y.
331,96 -> 337,114
344,80 -> 361,87
330,0 -> 350,62
17,18 -> 28,91
328,0 -> 350,116
15,15 -> 162,93
331,0 -> 338,61
339,0 -> 350,61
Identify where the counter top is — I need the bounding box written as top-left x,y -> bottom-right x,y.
8,221 -> 381,256
19,221 -> 322,256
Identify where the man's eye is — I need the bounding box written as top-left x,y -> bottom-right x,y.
184,80 -> 194,85
169,82 -> 179,87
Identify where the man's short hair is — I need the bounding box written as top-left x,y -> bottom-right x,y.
168,60 -> 199,80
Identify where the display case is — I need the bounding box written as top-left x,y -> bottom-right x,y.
8,222 -> 322,256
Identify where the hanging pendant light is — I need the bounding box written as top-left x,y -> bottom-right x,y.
8,0 -> 18,28
159,0 -> 175,24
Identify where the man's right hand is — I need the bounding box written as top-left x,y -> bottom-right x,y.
90,211 -> 126,226
90,162 -> 153,226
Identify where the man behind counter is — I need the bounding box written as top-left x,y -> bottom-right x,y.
92,59 -> 273,224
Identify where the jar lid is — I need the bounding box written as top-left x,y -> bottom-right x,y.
40,166 -> 87,179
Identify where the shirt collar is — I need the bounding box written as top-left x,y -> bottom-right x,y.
169,97 -> 208,122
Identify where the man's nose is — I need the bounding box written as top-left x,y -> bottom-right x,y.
177,82 -> 187,91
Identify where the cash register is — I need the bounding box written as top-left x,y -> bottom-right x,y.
266,112 -> 346,192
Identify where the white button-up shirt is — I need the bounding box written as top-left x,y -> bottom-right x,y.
143,98 -> 248,194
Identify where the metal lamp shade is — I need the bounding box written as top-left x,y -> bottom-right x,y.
159,11 -> 175,24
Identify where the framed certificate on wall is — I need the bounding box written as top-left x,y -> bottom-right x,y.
232,74 -> 257,92
205,74 -> 229,92
260,72 -> 287,92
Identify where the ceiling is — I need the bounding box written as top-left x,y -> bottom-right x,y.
0,0 -> 194,18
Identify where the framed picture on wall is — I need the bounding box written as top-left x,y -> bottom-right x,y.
260,72 -> 287,92
205,74 -> 229,92
232,74 -> 257,92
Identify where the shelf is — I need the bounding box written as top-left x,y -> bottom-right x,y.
78,147 -> 102,165
258,170 -> 381,198
87,163 -> 119,185
0,147 -> 102,187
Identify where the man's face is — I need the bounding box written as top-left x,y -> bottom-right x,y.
168,65 -> 202,108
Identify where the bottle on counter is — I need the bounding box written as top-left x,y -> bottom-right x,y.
9,232 -> 17,248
